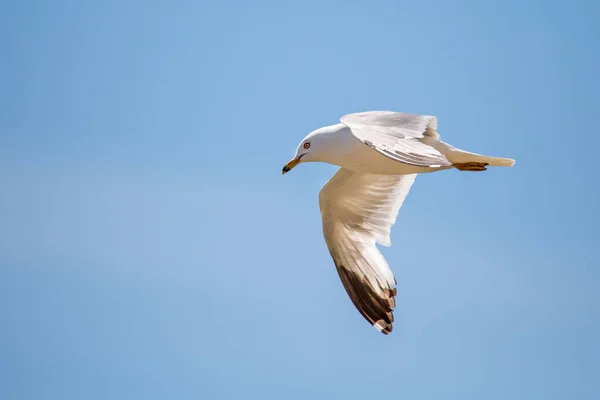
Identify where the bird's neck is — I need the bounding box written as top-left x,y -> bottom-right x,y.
314,124 -> 362,167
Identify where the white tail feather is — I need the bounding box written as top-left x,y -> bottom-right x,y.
421,138 -> 515,167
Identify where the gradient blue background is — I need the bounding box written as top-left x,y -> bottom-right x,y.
1,0 -> 598,399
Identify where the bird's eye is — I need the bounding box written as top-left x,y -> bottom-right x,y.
303,142 -> 311,149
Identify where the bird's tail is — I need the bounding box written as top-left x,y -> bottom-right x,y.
422,138 -> 515,170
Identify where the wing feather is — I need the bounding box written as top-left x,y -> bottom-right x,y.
319,168 -> 416,334
340,111 -> 451,168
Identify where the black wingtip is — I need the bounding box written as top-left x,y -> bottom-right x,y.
374,320 -> 393,335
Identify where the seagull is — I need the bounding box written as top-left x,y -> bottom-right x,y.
282,111 -> 514,334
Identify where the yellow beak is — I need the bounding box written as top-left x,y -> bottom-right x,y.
282,157 -> 300,175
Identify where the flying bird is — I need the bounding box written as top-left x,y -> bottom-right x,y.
282,111 -> 514,334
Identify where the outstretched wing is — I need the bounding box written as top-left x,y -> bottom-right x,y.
340,111 -> 451,168
319,168 -> 416,334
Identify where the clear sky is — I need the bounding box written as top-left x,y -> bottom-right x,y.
1,0 -> 599,399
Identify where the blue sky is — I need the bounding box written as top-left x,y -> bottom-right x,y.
1,0 -> 599,399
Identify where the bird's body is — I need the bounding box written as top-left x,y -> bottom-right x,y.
302,123 -> 444,175
282,111 -> 514,334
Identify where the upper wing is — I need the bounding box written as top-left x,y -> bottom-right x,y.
340,111 -> 451,168
319,168 -> 416,334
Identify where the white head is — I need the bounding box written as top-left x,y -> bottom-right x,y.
282,124 -> 345,174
